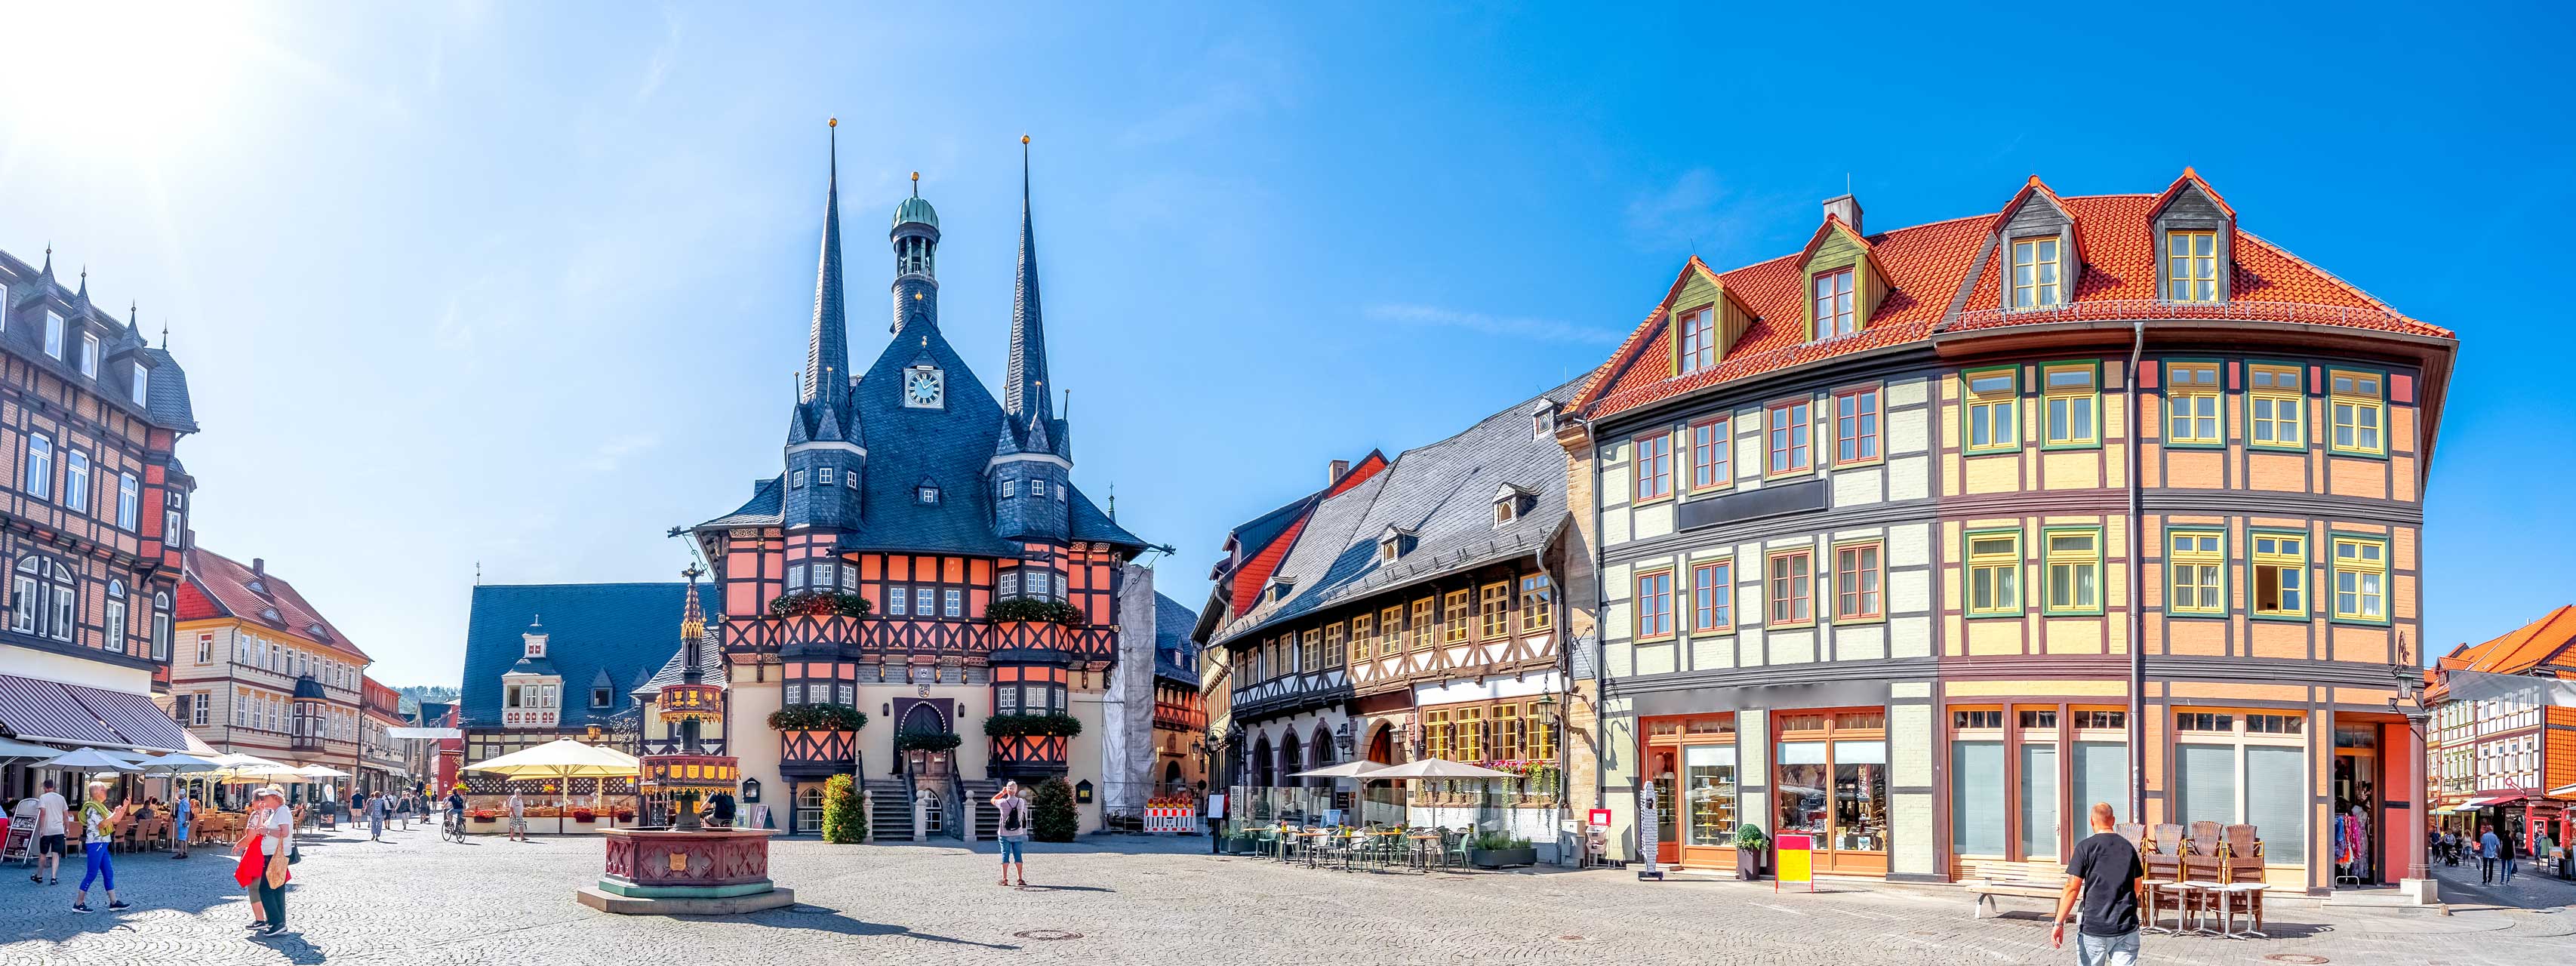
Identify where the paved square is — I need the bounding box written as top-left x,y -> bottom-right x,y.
5,822 -> 2569,964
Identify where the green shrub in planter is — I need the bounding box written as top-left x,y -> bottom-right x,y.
820,774 -> 866,844
982,712 -> 1083,738
768,591 -> 873,619
1030,777 -> 1079,842
894,730 -> 962,753
985,598 -> 1085,626
768,704 -> 867,732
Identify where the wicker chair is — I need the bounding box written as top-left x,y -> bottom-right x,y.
2143,823 -> 2186,881
2182,821 -> 2226,882
2221,824 -> 2267,931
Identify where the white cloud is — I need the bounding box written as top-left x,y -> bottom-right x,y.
1363,303 -> 1619,345
582,433 -> 658,472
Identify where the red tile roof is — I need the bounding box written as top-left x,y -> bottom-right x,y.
2458,605 -> 2576,677
1573,174 -> 2451,422
178,546 -> 368,662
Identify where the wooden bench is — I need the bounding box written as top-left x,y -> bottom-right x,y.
1961,878 -> 2062,918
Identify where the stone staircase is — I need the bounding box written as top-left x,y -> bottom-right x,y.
959,779 -> 1001,841
863,778 -> 914,842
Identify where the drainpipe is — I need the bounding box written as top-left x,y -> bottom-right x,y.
2126,318 -> 2147,825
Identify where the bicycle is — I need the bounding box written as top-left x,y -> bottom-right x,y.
443,812 -> 468,844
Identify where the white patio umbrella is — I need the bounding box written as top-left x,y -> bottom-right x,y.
464,739 -> 640,829
32,747 -> 145,774
1289,761 -> 1388,779
295,765 -> 352,779
1362,758 -> 1515,780
134,752 -> 224,774
210,755 -> 308,784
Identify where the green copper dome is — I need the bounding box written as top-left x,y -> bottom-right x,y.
893,195 -> 939,230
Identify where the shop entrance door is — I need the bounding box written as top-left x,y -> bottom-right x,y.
2332,723 -> 2381,885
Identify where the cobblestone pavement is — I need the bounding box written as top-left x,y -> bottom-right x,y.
5,821 -> 2571,965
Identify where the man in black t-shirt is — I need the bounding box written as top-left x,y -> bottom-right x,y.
2051,801 -> 2145,966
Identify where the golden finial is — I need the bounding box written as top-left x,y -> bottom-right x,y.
1020,134 -> 1030,145
828,117 -> 837,128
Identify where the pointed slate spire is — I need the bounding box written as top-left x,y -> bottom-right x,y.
1003,135 -> 1053,429
811,395 -> 845,441
802,118 -> 848,405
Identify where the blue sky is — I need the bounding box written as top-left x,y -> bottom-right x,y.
0,3 -> 2566,685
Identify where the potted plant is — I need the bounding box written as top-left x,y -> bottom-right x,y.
981,712 -> 1085,739
571,808 -> 598,826
1469,832 -> 1537,869
466,808 -> 500,832
894,730 -> 964,753
1733,823 -> 1770,880
984,598 -> 1085,626
767,590 -> 873,619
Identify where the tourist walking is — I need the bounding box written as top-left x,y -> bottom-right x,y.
2479,826 -> 2501,884
27,779 -> 66,886
2501,828 -> 2519,884
2051,802 -> 2146,966
238,786 -> 296,938
172,792 -> 194,860
69,782 -> 129,913
991,781 -> 1030,887
506,789 -> 528,842
365,790 -> 386,841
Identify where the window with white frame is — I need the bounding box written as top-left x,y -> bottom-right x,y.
63,451 -> 88,512
104,581 -> 127,649
25,435 -> 51,499
131,364 -> 149,406
117,472 -> 139,529
44,312 -> 64,359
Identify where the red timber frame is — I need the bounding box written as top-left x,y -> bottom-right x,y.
989,664 -> 1072,773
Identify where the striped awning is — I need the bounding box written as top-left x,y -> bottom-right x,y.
0,675 -> 122,746
0,675 -> 189,751
61,683 -> 189,751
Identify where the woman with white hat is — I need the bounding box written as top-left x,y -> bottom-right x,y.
233,786 -> 295,938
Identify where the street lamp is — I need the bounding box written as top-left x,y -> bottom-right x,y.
1334,720 -> 1353,755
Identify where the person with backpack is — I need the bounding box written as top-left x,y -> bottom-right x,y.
991,781 -> 1031,888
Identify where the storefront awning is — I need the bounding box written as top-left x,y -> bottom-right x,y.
0,735 -> 63,760
387,727 -> 461,740
2461,794 -> 2523,809
60,683 -> 189,751
0,674 -> 125,746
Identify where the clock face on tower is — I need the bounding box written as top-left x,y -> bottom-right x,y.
903,365 -> 943,408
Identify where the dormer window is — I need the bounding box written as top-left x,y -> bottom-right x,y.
1377,526 -> 1417,561
1266,578 -> 1294,603
592,688 -> 611,708
918,484 -> 940,505
1812,269 -> 1857,338
2010,237 -> 2063,309
260,607 -> 281,623
1677,308 -> 1716,374
79,334 -> 97,377
1493,484 -> 1537,526
44,312 -> 63,359
2165,230 -> 2219,302
130,364 -> 148,406
1531,405 -> 1556,440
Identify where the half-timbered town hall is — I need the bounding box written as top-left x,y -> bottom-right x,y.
691,127 -> 1172,838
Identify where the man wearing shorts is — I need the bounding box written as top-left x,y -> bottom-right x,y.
506,790 -> 527,841
28,780 -> 67,886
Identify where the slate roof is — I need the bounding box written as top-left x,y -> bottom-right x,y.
0,248 -> 199,433
1207,376 -> 1585,649
458,583 -> 715,729
1153,591 -> 1198,685
178,547 -> 368,662
1573,171 -> 2454,424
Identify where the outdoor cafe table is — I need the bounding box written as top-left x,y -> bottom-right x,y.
1408,832 -> 1444,872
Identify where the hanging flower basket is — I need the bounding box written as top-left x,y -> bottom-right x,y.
983,712 -> 1084,738
768,704 -> 868,731
985,598 -> 1085,626
894,731 -> 962,753
768,591 -> 873,619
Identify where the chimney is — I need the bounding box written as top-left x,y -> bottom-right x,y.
1822,194 -> 1864,235
251,558 -> 266,577
1328,460 -> 1351,485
